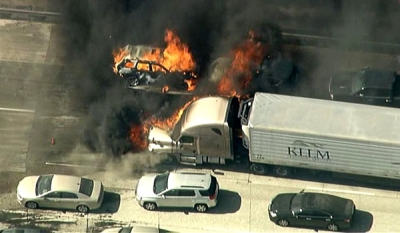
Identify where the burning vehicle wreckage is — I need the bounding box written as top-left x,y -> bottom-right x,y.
113,31 -> 198,95
112,26 -> 300,97
109,26 -> 301,161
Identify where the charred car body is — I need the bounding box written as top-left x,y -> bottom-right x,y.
116,58 -> 196,94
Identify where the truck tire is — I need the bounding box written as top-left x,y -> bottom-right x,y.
273,166 -> 292,177
250,163 -> 267,175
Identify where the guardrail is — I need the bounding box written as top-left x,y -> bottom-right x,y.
0,7 -> 62,23
282,31 -> 400,55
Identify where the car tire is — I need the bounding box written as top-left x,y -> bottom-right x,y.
327,223 -> 339,231
250,163 -> 267,175
25,201 -> 39,209
76,205 -> 90,213
143,202 -> 157,211
195,204 -> 208,212
273,166 -> 292,177
277,219 -> 290,227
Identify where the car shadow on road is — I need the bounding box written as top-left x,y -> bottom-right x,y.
154,189 -> 241,214
346,209 -> 373,232
90,191 -> 121,214
208,190 -> 241,214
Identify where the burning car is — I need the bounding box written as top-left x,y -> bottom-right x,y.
116,58 -> 196,94
209,53 -> 300,95
113,29 -> 198,95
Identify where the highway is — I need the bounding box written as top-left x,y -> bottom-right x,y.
2,165 -> 400,232
1,2 -> 400,232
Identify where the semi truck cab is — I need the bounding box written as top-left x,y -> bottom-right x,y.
147,96 -> 241,165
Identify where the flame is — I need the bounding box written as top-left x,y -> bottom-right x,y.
162,85 -> 170,93
112,29 -> 197,91
129,124 -> 149,151
147,96 -> 199,130
217,31 -> 268,97
184,78 -> 197,91
129,97 -> 199,149
112,48 -> 129,73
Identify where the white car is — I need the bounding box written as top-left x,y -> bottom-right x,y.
101,226 -> 160,233
17,174 -> 104,213
135,171 -> 219,212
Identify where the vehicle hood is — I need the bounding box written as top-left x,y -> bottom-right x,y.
100,227 -> 122,233
147,127 -> 174,153
329,73 -> 354,96
17,176 -> 40,198
136,174 -> 158,198
269,193 -> 295,215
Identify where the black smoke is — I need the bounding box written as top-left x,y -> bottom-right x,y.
58,0 -> 400,157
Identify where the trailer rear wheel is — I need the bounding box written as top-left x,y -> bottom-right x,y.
273,166 -> 292,177
250,163 -> 267,175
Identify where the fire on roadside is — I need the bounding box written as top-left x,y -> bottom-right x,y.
217,31 -> 268,97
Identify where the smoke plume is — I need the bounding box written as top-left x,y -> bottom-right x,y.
58,0 -> 400,157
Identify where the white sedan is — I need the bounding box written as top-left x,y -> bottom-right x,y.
17,174 -> 104,213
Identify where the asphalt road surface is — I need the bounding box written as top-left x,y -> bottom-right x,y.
1,4 -> 400,232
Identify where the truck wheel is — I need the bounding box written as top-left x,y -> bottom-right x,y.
250,163 -> 267,175
273,166 -> 292,177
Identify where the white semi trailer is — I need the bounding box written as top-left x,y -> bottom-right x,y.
148,92 -> 400,180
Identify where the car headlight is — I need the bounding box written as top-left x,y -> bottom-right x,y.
269,210 -> 277,218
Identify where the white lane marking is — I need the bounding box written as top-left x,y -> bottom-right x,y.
0,107 -> 35,113
306,186 -> 375,196
45,162 -> 100,169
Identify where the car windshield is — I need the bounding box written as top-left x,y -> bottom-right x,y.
290,193 -> 303,212
36,175 -> 54,195
350,70 -> 366,94
79,178 -> 94,196
120,227 -> 133,233
153,173 -> 169,194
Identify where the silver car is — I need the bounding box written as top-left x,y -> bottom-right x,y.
100,225 -> 160,233
135,171 -> 219,212
17,174 -> 104,213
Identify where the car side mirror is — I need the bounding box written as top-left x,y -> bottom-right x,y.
162,195 -> 166,199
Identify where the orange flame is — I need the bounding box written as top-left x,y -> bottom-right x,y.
147,97 -> 199,130
112,48 -> 129,73
129,124 -> 149,151
112,29 -> 197,91
217,31 -> 268,97
129,97 -> 200,149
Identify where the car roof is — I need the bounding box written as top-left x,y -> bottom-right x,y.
167,172 -> 211,190
51,175 -> 82,193
361,69 -> 395,89
294,192 -> 350,216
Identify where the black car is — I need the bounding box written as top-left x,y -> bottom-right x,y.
0,228 -> 49,233
329,68 -> 400,105
268,191 -> 355,231
116,58 -> 196,95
